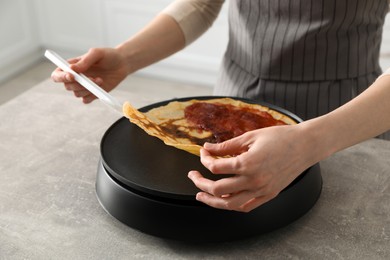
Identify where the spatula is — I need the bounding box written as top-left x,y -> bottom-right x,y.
44,49 -> 123,114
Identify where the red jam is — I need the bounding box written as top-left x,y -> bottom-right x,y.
184,102 -> 286,143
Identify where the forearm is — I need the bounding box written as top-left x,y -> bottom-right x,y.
115,0 -> 223,76
116,14 -> 186,75
301,76 -> 390,162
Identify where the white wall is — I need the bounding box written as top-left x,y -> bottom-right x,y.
0,0 -> 229,87
0,0 -> 42,84
380,14 -> 390,70
2,0 -> 390,87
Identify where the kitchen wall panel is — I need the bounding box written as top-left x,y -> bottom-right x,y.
102,0 -> 229,86
0,0 -> 41,83
38,0 -> 105,53
2,1 -> 390,87
380,14 -> 390,71
35,0 -> 229,87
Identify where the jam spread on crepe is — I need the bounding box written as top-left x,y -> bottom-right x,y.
183,102 -> 287,144
123,98 -> 295,156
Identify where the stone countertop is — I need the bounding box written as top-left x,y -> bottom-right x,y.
0,79 -> 389,259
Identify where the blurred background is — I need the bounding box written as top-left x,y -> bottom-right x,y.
0,0 -> 229,89
2,0 -> 390,95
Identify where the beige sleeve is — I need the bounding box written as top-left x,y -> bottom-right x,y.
161,0 -> 225,46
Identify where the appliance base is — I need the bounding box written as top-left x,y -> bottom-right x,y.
96,160 -> 322,242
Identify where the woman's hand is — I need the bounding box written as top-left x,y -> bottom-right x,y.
51,48 -> 129,103
188,125 -> 318,212
50,14 -> 187,103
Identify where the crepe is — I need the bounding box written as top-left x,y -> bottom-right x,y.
123,98 -> 297,156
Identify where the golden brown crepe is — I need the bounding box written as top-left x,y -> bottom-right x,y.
123,98 -> 297,156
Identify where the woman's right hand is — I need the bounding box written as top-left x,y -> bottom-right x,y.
51,47 -> 129,103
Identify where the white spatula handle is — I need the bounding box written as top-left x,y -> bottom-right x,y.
45,49 -> 122,114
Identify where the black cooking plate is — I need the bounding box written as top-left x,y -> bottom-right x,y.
101,96 -> 302,201
97,96 -> 323,242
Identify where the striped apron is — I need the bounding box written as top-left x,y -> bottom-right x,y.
215,0 -> 389,138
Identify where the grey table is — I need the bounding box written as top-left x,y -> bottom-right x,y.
1,79 -> 389,259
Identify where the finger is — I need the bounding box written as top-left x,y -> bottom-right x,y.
196,189 -> 254,210
70,48 -> 104,73
64,82 -> 84,91
51,57 -> 82,83
64,77 -> 103,91
196,190 -> 277,212
189,170 -> 277,211
195,192 -> 233,210
188,170 -> 251,197
203,134 -> 250,156
73,89 -> 91,98
200,148 -> 248,174
51,68 -> 74,83
194,191 -> 257,212
82,94 -> 97,104
67,57 -> 81,64
239,193 -> 278,212
188,171 -> 217,194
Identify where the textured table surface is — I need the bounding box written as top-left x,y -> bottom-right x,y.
0,79 -> 389,259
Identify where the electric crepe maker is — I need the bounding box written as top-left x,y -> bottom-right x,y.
95,96 -> 322,242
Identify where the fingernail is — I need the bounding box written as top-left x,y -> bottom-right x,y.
95,78 -> 103,85
204,142 -> 214,149
66,74 -> 72,81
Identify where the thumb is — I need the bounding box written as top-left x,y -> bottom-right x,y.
70,48 -> 104,73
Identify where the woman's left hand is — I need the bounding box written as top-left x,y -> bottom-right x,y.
188,125 -> 316,212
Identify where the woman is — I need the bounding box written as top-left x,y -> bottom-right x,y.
52,0 -> 390,212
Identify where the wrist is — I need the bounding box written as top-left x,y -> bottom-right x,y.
114,14 -> 185,76
296,115 -> 340,164
115,43 -> 139,75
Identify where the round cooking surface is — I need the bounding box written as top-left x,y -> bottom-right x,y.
97,96 -> 323,242
101,117 -> 205,200
100,96 -> 303,201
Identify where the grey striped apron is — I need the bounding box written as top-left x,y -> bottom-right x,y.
215,0 -> 389,139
